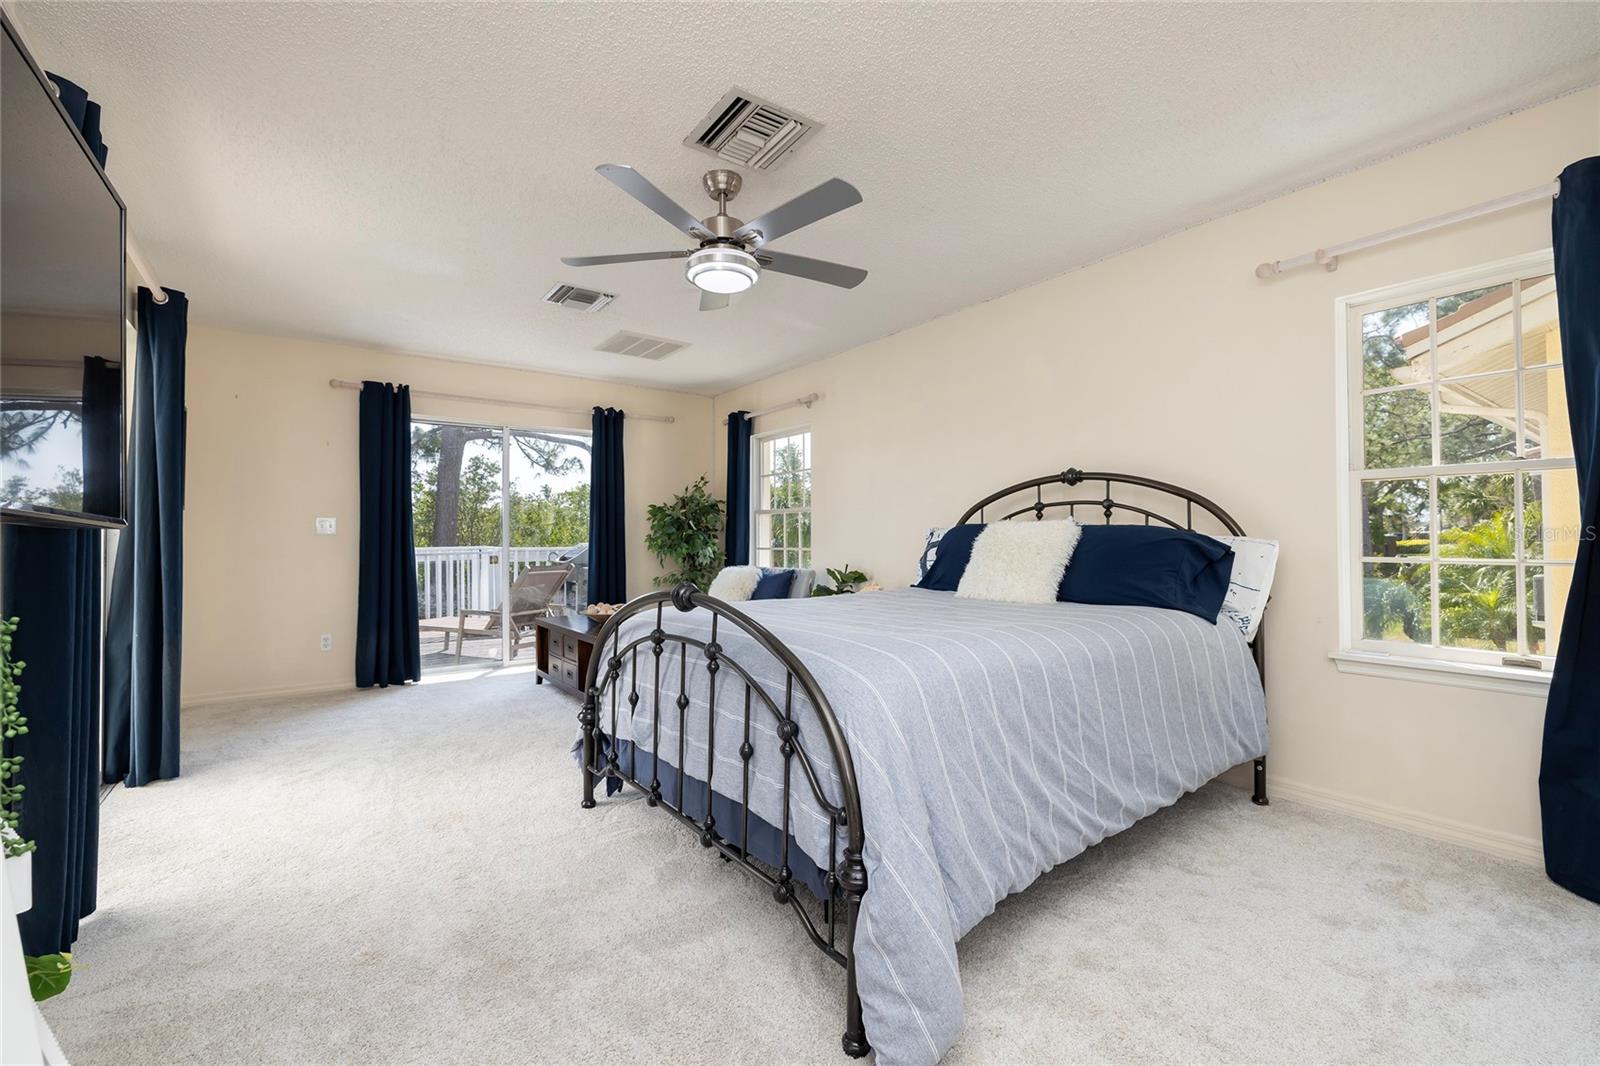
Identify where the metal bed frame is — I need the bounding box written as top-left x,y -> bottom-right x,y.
577,467 -> 1269,1058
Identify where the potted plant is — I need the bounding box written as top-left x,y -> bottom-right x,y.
812,566 -> 871,596
1,616 -> 73,1005
2,617 -> 31,907
645,476 -> 725,591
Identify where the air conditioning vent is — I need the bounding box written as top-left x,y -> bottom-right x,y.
595,330 -> 688,361
543,283 -> 615,312
685,88 -> 819,171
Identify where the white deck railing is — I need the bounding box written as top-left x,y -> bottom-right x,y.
415,545 -> 586,619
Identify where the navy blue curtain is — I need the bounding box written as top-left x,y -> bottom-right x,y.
45,72 -> 108,168
355,383 -> 420,688
588,407 -> 627,604
1541,156 -> 1600,905
80,355 -> 122,519
3,526 -> 101,954
104,287 -> 187,787
725,411 -> 753,567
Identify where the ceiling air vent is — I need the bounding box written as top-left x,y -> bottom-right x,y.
594,330 -> 688,361
684,88 -> 820,171
543,283 -> 615,312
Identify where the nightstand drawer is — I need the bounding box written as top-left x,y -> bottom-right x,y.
560,659 -> 578,688
560,632 -> 580,662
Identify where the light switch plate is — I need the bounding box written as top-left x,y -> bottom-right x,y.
315,517 -> 336,535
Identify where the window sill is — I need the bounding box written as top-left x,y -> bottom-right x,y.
1330,650 -> 1552,697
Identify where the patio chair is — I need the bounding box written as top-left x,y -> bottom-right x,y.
419,563 -> 574,664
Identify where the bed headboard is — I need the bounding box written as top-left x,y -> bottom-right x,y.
957,467 -> 1246,537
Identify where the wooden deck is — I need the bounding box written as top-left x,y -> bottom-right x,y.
418,629 -> 508,672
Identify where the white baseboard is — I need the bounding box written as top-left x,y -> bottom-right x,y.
1269,775 -> 1543,867
181,679 -> 352,708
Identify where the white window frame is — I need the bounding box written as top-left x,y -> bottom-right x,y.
751,426 -> 812,570
1332,250 -> 1570,694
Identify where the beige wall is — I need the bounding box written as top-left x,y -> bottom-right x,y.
182,326 -> 712,703
711,89 -> 1600,860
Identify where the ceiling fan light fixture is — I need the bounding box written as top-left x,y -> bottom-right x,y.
686,246 -> 760,294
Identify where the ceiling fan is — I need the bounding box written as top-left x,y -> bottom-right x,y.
562,164 -> 867,311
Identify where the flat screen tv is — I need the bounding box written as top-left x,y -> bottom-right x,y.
1,12 -> 127,528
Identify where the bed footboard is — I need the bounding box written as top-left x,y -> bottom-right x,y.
577,583 -> 871,1058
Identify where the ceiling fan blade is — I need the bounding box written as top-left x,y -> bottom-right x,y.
699,291 -> 731,312
733,178 -> 862,246
756,250 -> 868,289
596,164 -> 713,240
561,250 -> 689,267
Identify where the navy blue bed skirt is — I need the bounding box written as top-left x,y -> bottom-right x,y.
593,736 -> 831,899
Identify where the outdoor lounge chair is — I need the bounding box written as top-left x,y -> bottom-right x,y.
418,563 -> 574,664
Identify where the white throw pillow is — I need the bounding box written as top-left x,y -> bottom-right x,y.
956,521 -> 1082,605
1213,536 -> 1279,641
707,566 -> 761,602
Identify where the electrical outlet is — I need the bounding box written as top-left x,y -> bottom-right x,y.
319,634 -> 333,652
315,517 -> 337,535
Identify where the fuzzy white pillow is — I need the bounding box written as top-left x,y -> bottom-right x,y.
707,565 -> 761,602
956,521 -> 1082,605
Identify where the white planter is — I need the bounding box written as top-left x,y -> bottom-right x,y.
4,851 -> 30,915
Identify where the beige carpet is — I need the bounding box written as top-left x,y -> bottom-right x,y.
41,668 -> 1600,1065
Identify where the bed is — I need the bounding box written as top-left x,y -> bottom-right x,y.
575,469 -> 1270,1066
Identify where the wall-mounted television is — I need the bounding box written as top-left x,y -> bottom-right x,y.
1,11 -> 127,529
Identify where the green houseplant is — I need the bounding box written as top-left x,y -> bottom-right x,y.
1,617 -> 72,1001
1,616 -> 29,858
812,566 -> 870,596
645,476 -> 725,591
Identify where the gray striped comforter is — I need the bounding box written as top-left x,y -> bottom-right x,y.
595,587 -> 1267,1065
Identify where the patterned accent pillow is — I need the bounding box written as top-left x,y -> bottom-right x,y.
919,527 -> 949,582
1213,536 -> 1279,641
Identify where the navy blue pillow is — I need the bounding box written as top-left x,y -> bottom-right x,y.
1057,525 -> 1235,622
915,524 -> 986,591
752,568 -> 796,600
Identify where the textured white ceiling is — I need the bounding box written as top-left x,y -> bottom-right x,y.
11,2 -> 1599,394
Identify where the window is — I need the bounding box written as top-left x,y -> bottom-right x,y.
753,429 -> 812,569
1339,253 -> 1576,678
410,420 -> 590,671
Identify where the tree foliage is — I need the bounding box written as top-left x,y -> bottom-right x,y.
1360,292 -> 1537,652
411,426 -> 589,548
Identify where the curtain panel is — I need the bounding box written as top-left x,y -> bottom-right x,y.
80,356 -> 122,519
1540,155 -> 1600,905
104,287 -> 187,787
355,382 -> 421,688
44,72 -> 108,168
588,407 -> 627,605
3,526 -> 101,955
725,411 -> 753,567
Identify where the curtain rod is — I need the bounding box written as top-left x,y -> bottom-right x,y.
327,378 -> 676,423
6,358 -> 121,368
1255,178 -> 1560,280
723,392 -> 820,425
127,237 -> 167,304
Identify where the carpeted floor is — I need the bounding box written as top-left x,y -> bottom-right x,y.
42,669 -> 1600,1065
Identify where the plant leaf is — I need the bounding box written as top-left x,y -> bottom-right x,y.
26,952 -> 72,1001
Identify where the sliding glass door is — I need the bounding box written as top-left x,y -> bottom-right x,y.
410,419 -> 589,673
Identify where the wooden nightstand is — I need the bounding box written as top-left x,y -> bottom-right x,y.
535,609 -> 606,694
